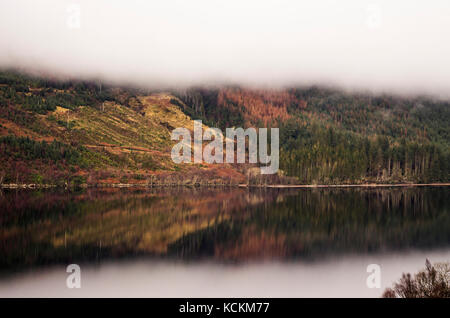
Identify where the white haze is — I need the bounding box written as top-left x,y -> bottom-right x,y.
1,0 -> 450,97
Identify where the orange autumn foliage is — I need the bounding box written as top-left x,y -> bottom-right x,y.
217,88 -> 306,126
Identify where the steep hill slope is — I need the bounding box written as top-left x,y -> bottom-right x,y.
0,71 -> 245,186
175,87 -> 450,184
1,70 -> 449,186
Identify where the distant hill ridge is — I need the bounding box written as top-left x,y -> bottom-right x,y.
0,70 -> 448,186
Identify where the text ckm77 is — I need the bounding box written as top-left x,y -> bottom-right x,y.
170,120 -> 279,175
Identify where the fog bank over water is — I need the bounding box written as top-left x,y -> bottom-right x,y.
1,0 -> 450,97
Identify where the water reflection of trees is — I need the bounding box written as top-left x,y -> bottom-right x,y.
169,188 -> 450,261
0,188 -> 285,269
0,187 -> 449,269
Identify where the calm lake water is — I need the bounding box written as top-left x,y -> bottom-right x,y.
0,187 -> 449,297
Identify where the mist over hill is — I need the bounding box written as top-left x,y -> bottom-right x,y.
1,1 -> 450,98
0,70 -> 449,186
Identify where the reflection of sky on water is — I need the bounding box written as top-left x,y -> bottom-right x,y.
0,249 -> 449,298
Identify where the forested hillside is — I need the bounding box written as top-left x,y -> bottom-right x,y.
175,87 -> 450,184
0,69 -> 449,185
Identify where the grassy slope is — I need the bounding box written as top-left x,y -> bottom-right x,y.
0,72 -> 245,186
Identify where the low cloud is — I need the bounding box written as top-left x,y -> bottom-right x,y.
1,0 -> 450,97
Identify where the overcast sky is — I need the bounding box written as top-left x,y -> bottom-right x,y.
1,0 -> 450,97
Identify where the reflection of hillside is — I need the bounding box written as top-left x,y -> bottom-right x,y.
169,188 -> 450,261
0,187 -> 449,269
0,188 -> 287,269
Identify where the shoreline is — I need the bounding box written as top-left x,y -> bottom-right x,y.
1,182 -> 450,190
241,183 -> 450,188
